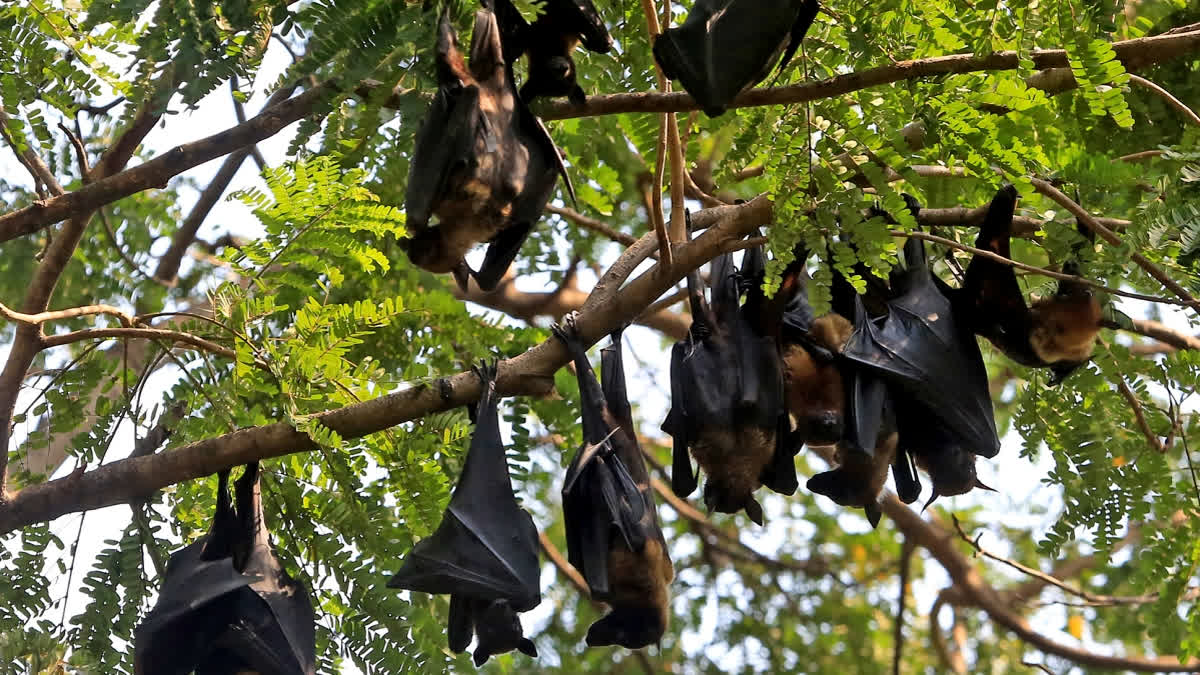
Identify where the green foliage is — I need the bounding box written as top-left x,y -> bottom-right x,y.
2,0 -> 1200,673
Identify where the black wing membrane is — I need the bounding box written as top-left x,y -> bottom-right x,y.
402,7 -> 568,291
227,462 -> 317,675
662,241 -> 796,524
388,361 -> 541,665
134,472 -> 258,675
653,0 -> 819,116
135,465 -> 317,675
556,315 -> 674,649
841,236 -> 1000,459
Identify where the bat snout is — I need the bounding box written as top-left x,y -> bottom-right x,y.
546,56 -> 573,80
805,411 -> 844,446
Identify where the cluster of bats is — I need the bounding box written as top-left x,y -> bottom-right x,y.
401,0 -> 821,291
386,187 -> 1106,666
132,2 -> 1112,670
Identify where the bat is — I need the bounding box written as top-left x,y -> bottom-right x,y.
955,184 -> 1103,384
403,7 -> 575,292
840,231 -> 1001,461
553,314 -> 674,649
387,361 -> 541,666
662,237 -> 797,525
893,397 -> 994,509
493,0 -> 613,104
134,463 -> 317,675
652,0 -> 820,116
807,428 -> 899,528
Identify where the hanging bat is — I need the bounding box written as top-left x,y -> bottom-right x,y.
493,0 -> 612,104
955,184 -> 1103,384
388,361 -> 541,666
134,463 -> 317,675
653,0 -> 820,116
891,397 -> 995,509
403,7 -> 575,292
840,232 -> 1001,461
806,426 -> 899,528
552,316 -> 674,649
662,239 -> 797,525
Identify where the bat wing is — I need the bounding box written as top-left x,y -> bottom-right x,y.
840,304 -> 889,457
405,13 -> 483,232
599,327 -> 634,440
562,440 -> 647,598
842,237 -> 1000,458
775,0 -> 820,76
229,463 -> 317,675
134,543 -> 258,675
653,0 -> 812,116
663,340 -> 699,497
547,0 -> 612,53
390,363 -> 541,608
205,585 -> 311,675
474,222 -> 534,291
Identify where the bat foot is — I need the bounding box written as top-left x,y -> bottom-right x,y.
568,86 -> 587,106
550,311 -> 582,346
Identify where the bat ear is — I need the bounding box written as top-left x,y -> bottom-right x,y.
744,497 -> 765,526
473,648 -> 490,667
518,637 -> 538,657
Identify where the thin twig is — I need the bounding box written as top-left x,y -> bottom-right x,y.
1116,380 -> 1165,452
1030,178 -> 1200,310
1128,74 -> 1200,126
893,230 -> 1193,307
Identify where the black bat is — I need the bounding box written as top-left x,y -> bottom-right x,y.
134,462 -> 317,675
662,239 -> 797,525
653,0 -> 819,116
955,184 -> 1103,384
840,233 -> 1001,461
387,361 -> 541,666
553,315 -> 675,649
807,427 -> 899,528
894,395 -> 995,509
493,0 -> 612,104
403,7 -> 574,292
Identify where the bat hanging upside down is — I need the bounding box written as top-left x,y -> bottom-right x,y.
388,361 -> 542,666
554,314 -> 674,649
663,233 -> 800,525
402,6 -> 575,292
492,0 -> 613,104
954,184 -> 1103,384
134,462 -> 317,675
653,0 -> 820,116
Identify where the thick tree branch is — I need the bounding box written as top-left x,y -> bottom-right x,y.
0,198 -> 772,533
531,29 -> 1200,120
885,500 -> 1200,672
454,274 -> 689,339
0,82 -> 335,244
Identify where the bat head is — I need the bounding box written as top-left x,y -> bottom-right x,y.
784,313 -> 852,445
703,483 -> 765,525
918,445 -> 979,499
585,606 -> 667,649
471,600 -> 537,666
1028,291 -> 1101,366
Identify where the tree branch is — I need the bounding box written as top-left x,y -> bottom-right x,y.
0,198 -> 772,533
0,82 -> 335,244
529,29 -> 1200,120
